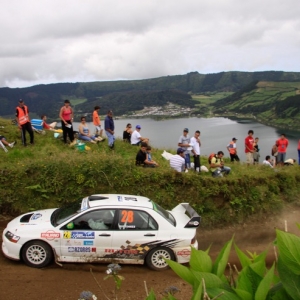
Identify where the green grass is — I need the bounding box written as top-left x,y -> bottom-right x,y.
61,96 -> 87,106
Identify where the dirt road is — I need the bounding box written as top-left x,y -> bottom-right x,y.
1,205 -> 299,300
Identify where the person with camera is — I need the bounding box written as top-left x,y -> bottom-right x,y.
210,151 -> 231,177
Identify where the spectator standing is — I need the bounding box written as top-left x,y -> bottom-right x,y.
226,137 -> 240,162
93,106 -> 104,139
169,148 -> 186,172
245,130 -> 254,165
276,134 -> 289,166
210,151 -> 231,177
104,110 -> 115,149
15,99 -> 34,146
59,99 -> 76,146
253,137 -> 260,164
131,125 -> 149,146
190,130 -> 201,172
178,128 -> 191,169
262,156 -> 274,168
271,143 -> 278,166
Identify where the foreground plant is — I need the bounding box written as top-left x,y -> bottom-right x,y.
162,229 -> 300,300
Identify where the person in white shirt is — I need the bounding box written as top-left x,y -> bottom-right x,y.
169,148 -> 186,172
190,130 -> 201,172
131,125 -> 149,146
262,156 -> 274,168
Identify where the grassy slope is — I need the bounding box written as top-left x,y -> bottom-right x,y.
0,117 -> 299,228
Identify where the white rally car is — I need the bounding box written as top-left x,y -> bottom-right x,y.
2,194 -> 200,270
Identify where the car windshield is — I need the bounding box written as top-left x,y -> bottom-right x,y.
151,201 -> 176,226
51,201 -> 82,227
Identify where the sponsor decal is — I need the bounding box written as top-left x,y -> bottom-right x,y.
105,248 -> 139,255
91,247 -> 96,252
63,231 -> 95,239
124,197 -> 137,201
177,249 -> 191,257
65,240 -> 82,246
5,231 -> 20,243
30,213 -> 42,221
68,247 -> 91,253
83,241 -> 94,246
117,196 -> 122,202
41,230 -> 60,240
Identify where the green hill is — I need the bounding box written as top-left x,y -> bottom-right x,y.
2,71 -> 300,121
213,81 -> 300,129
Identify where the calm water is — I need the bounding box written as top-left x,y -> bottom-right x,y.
74,117 -> 299,161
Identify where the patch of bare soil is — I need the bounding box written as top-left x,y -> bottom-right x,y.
0,205 -> 299,300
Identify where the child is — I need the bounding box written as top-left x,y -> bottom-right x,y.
146,146 -> 159,167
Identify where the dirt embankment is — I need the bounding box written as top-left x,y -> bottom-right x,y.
0,205 -> 299,300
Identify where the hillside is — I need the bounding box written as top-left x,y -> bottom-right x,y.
213,81 -> 300,129
1,71 -> 300,120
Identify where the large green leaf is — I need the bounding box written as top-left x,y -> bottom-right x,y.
207,287 -> 243,300
249,260 -> 267,278
166,259 -> 194,285
234,243 -> 252,268
189,247 -> 213,273
234,288 -> 252,300
235,267 -> 253,295
212,237 -> 233,277
276,229 -> 300,275
191,270 -> 224,288
255,263 -> 275,300
253,249 -> 268,264
145,289 -> 156,300
191,279 -> 203,300
277,256 -> 300,299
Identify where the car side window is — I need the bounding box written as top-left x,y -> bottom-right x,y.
63,209 -> 115,230
118,209 -> 158,230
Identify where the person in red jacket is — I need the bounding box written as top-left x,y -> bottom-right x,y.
276,134 -> 289,166
244,130 -> 254,165
15,99 -> 34,146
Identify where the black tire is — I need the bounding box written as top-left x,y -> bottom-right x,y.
145,247 -> 175,271
21,240 -> 53,268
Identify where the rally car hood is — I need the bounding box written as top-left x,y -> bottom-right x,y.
6,208 -> 57,229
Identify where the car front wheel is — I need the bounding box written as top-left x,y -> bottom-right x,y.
145,247 -> 175,271
21,241 -> 53,268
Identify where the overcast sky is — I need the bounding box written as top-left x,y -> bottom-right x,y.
1,0 -> 300,88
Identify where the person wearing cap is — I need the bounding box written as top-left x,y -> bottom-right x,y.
226,137 -> 240,162
169,148 -> 186,172
59,99 -> 76,146
178,128 -> 191,170
131,125 -> 149,146
15,99 -> 34,146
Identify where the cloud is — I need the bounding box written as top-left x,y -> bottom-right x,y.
1,0 -> 300,87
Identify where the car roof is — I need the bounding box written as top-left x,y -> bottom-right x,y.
82,194 -> 154,210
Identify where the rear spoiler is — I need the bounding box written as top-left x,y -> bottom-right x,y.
172,203 -> 201,228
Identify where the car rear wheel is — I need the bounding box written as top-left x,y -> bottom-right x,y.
145,247 -> 175,271
21,241 -> 53,268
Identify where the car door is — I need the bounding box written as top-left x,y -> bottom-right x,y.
109,209 -> 158,261
59,209 -> 116,260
